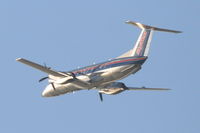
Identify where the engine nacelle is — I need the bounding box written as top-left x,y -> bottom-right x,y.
54,76 -> 74,84
99,82 -> 127,95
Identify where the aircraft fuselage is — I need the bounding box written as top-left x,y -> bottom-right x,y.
42,56 -> 147,96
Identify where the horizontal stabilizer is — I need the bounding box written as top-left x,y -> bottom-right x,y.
127,87 -> 170,91
126,20 -> 182,33
16,58 -> 65,77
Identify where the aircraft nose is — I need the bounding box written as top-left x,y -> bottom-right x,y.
42,84 -> 54,97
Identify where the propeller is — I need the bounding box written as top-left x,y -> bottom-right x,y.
44,63 -> 51,69
39,77 -> 48,82
51,83 -> 56,90
38,63 -> 51,82
99,93 -> 103,102
38,64 -> 77,91
65,72 -> 76,79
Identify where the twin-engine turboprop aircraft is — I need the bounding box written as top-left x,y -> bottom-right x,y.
16,21 -> 181,101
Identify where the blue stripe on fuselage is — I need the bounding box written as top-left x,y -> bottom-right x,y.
63,56 -> 147,76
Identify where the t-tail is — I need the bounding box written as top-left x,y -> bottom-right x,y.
117,21 -> 182,58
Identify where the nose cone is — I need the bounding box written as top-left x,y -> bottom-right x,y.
42,84 -> 54,97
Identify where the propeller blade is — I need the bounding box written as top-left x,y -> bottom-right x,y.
38,63 -> 51,82
44,63 -> 47,68
44,63 -> 51,69
66,72 -> 76,79
51,83 -> 56,90
39,77 -> 48,82
99,93 -> 103,102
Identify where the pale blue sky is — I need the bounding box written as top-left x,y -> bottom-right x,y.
1,0 -> 199,133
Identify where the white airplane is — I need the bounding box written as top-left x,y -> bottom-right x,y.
16,21 -> 181,101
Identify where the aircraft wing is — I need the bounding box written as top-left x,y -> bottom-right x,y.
127,87 -> 170,91
16,58 -> 65,77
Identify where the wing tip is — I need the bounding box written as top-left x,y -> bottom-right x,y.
175,31 -> 183,33
16,58 -> 22,61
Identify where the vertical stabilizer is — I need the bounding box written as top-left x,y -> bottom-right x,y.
130,28 -> 153,57
117,21 -> 181,58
